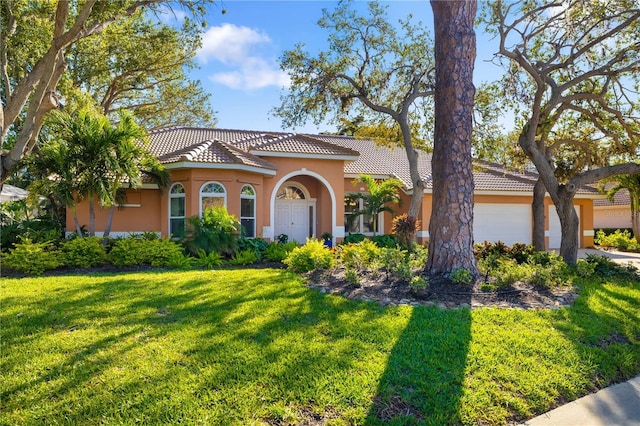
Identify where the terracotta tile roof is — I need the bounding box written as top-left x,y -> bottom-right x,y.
308,134 -> 431,187
157,138 -> 276,171
249,134 -> 359,158
146,127 -> 602,196
594,186 -> 631,206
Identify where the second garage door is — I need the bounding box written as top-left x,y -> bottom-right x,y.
474,203 -> 532,246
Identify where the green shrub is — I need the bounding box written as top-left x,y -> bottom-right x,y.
409,275 -> 428,291
343,233 -> 366,245
370,234 -> 398,248
108,238 -> 183,267
408,244 -> 429,269
2,237 -> 64,275
238,237 -> 269,254
450,268 -> 473,285
62,237 -> 107,268
394,263 -> 412,282
381,247 -> 408,280
195,249 -> 224,268
493,259 -> 535,287
263,242 -> 298,263
585,254 -> 640,279
595,229 -> 639,251
284,239 -> 334,273
344,268 -> 360,285
338,239 -> 381,271
529,256 -> 571,288
184,206 -> 240,256
0,216 -> 63,252
576,259 -> 596,277
230,249 -> 259,266
166,253 -> 194,270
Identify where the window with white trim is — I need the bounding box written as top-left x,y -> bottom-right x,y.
169,183 -> 186,238
200,182 -> 226,215
344,196 -> 379,234
240,185 -> 256,238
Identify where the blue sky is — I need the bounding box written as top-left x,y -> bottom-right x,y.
175,1 -> 505,134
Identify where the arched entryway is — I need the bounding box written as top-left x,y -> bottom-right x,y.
274,183 -> 315,243
268,170 -> 338,244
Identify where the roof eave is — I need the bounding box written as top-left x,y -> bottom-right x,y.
163,161 -> 277,176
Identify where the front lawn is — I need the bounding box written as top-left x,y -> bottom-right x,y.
2,269 -> 639,425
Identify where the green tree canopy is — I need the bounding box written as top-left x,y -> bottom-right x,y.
482,0 -> 640,263
275,0 -> 435,220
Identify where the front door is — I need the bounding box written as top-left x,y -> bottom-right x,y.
275,200 -> 310,243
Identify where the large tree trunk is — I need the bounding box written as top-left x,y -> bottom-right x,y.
532,178 -> 546,251
426,0 -> 478,276
555,191 -> 579,264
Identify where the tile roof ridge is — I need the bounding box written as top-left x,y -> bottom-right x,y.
249,133 -> 294,149
290,133 -> 361,155
216,139 -> 278,169
474,160 -> 539,184
181,139 -> 215,162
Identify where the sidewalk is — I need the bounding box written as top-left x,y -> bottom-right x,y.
522,375 -> 640,425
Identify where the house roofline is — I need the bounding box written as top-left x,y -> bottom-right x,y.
250,151 -> 359,161
163,161 -> 277,176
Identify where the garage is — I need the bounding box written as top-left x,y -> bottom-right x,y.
548,205 -> 580,249
474,203 -> 532,246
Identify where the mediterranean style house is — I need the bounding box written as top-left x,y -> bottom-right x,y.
69,127 -> 603,249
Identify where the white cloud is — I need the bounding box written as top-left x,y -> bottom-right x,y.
198,23 -> 289,90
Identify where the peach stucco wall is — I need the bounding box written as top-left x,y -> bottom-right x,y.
594,206 -> 632,229
68,163 -> 595,248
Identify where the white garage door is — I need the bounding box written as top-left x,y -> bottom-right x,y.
548,205 -> 580,249
474,203 -> 532,246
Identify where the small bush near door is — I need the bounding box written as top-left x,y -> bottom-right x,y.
284,239 -> 334,273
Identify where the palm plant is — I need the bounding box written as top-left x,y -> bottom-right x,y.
348,174 -> 403,236
604,175 -> 640,243
29,108 -> 168,237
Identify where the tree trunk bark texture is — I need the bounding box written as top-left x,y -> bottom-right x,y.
427,0 -> 478,276
555,192 -> 579,265
532,178 -> 546,251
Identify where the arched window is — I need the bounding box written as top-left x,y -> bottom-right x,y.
240,185 -> 256,238
276,185 -> 306,200
200,182 -> 226,215
169,183 -> 186,238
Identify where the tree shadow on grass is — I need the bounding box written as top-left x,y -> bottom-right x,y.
366,305 -> 472,425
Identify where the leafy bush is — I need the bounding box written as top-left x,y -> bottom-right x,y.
166,253 -> 194,270
529,256 -> 571,288
391,214 -> 420,248
62,237 -> 107,268
343,233 -> 366,245
2,237 -> 64,275
344,268 -> 360,285
284,239 -> 334,273
238,237 -> 269,254
0,216 -> 63,252
381,247 -> 408,280
492,258 -> 536,287
450,268 -> 473,285
195,249 -> 224,268
338,239 -> 381,271
109,237 -> 184,267
585,254 -> 640,279
263,242 -> 298,263
475,240 -> 510,260
410,275 -> 428,291
230,249 -> 259,266
408,244 -> 429,269
576,259 -> 596,277
184,207 -> 240,256
370,234 -> 398,248
595,229 -> 638,251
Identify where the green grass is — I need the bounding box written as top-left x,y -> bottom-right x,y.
2,269 -> 639,425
